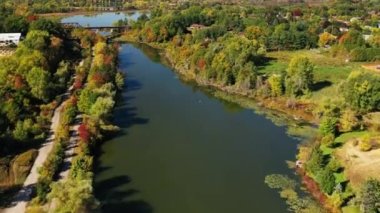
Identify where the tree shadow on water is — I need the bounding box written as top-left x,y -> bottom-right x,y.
94,175 -> 153,213
107,77 -> 149,138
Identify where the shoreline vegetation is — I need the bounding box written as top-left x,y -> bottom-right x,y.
1,0 -> 380,212
116,2 -> 380,212
26,29 -> 124,212
0,5 -> 124,212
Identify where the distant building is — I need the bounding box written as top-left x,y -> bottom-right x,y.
0,33 -> 21,46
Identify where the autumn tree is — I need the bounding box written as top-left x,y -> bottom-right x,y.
268,74 -> 283,97
318,32 -> 336,47
285,56 -> 314,96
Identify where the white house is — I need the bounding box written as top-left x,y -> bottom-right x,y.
0,33 -> 22,46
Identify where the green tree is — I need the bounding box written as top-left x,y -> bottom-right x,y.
78,88 -> 98,114
285,56 -> 314,96
29,18 -> 64,36
319,116 -> 337,136
305,148 -> 324,176
48,178 -> 98,213
26,67 -> 50,101
3,15 -> 29,35
317,167 -> 336,195
342,71 -> 380,113
89,97 -> 115,119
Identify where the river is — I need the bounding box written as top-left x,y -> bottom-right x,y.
63,12 -> 306,213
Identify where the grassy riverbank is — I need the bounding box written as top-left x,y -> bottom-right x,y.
119,23 -> 379,212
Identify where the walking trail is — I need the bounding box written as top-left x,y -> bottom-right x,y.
1,71 -> 81,213
0,99 -> 65,213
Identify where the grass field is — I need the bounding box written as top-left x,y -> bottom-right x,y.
259,50 -> 366,103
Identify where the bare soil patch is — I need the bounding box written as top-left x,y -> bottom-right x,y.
336,139 -> 380,189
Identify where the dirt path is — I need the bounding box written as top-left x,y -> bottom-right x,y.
0,99 -> 66,213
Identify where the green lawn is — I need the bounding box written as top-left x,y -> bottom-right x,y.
334,172 -> 347,184
335,131 -> 369,144
260,50 -> 366,103
320,144 -> 334,155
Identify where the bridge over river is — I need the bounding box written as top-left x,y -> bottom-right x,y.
62,22 -> 130,32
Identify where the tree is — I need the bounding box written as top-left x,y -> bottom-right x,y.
339,29 -> 365,51
3,15 -> 29,35
319,115 -> 337,136
48,178 -> 98,213
318,32 -> 336,47
89,97 -> 115,119
285,56 -> 314,96
26,67 -> 50,101
360,179 -> 380,213
342,71 -> 380,113
29,18 -> 64,37
268,74 -> 283,97
340,109 -> 359,132
78,88 -> 98,114
317,167 -> 336,195
305,148 -> 324,175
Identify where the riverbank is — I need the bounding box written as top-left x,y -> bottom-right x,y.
119,37 -> 317,126
117,37 -> 350,212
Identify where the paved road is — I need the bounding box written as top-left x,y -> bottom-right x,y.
0,101 -> 65,213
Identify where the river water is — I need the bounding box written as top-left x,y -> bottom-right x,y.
63,12 -> 306,213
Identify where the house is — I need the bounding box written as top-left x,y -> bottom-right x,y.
0,33 -> 22,46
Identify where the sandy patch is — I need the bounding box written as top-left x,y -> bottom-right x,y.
336,139 -> 380,189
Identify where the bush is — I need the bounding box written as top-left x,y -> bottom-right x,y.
360,179 -> 380,213
342,71 -> 380,113
321,134 -> 336,148
316,167 -> 336,195
115,71 -> 125,90
340,109 -> 359,132
359,134 -> 372,152
305,148 -> 324,176
350,47 -> 380,62
319,116 -> 338,136
268,74 -> 283,97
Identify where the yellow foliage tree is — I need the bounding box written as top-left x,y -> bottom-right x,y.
318,32 -> 336,47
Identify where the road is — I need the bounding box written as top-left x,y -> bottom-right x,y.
0,100 -> 65,213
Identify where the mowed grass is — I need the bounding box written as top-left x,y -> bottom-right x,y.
335,131 -> 369,144
259,50 -> 366,103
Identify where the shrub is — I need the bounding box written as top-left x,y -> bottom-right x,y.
350,48 -> 380,62
268,74 -> 283,97
359,134 -> 372,152
305,148 -> 324,176
321,134 -> 336,148
316,167 -> 336,195
319,116 -> 338,136
360,179 -> 380,213
115,71 -> 125,90
340,109 -> 359,132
